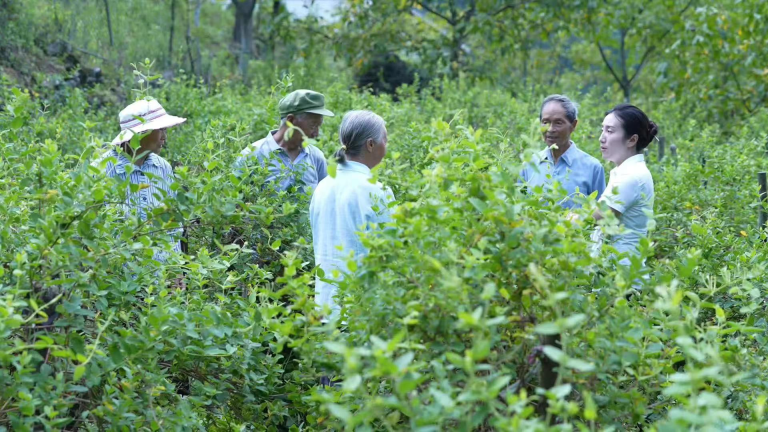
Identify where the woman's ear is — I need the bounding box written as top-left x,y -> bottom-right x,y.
366,138 -> 375,152
627,133 -> 639,148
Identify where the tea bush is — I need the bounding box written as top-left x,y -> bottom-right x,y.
3,66 -> 768,432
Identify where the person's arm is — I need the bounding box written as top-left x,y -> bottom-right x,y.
593,164 -> 607,200
593,175 -> 635,221
316,151 -> 328,182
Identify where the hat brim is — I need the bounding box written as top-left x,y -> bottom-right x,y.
111,114 -> 187,145
300,108 -> 335,117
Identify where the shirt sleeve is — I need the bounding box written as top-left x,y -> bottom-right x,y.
233,143 -> 265,176
368,185 -> 395,226
593,164 -> 606,199
599,173 -> 637,214
315,151 -> 328,182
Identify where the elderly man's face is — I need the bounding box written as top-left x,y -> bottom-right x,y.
540,102 -> 577,149
289,113 -> 324,144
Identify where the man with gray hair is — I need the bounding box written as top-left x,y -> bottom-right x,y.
310,110 -> 394,321
234,89 -> 334,192
521,94 -> 605,208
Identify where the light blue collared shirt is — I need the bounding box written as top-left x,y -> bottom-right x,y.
92,148 -> 182,261
521,142 -> 606,208
309,161 -> 395,319
233,130 -> 328,193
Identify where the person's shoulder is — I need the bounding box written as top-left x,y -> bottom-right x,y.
573,147 -> 602,167
151,154 -> 174,173
304,144 -> 327,161
240,137 -> 270,157
312,174 -> 335,195
91,148 -> 115,167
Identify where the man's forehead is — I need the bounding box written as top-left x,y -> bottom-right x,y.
541,102 -> 568,117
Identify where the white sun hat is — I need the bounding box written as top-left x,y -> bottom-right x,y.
111,98 -> 187,145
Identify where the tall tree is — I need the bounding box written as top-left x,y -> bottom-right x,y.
102,0 -> 114,47
169,0 -> 177,67
669,1 -> 768,120
411,0 -> 532,77
232,0 -> 257,78
572,0 -> 696,102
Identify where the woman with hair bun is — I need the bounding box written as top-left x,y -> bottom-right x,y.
592,104 -> 657,266
310,110 -> 394,321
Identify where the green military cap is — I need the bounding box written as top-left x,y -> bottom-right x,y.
278,89 -> 335,118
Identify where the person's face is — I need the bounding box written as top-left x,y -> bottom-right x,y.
540,102 -> 577,148
289,113 -> 324,144
368,128 -> 388,168
139,128 -> 167,155
599,113 -> 637,164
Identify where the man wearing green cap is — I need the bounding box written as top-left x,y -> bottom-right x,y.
234,89 -> 335,192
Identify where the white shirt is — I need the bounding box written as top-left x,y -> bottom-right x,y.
597,154 -> 654,257
309,161 -> 395,319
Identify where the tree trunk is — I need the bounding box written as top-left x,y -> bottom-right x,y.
169,0 -> 176,68
102,0 -> 114,47
194,0 -> 203,79
536,334 -> 561,422
232,0 -> 257,80
184,0 -> 196,76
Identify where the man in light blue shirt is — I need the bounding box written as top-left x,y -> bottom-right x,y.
234,89 -> 334,193
310,110 -> 394,321
521,94 -> 606,208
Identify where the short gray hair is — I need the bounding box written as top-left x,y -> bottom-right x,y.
540,94 -> 578,123
335,110 -> 386,164
279,112 -> 309,128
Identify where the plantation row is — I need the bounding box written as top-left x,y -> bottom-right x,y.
2,73 -> 768,431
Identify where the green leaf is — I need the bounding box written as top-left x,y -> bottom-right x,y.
324,341 -> 347,355
542,346 -> 565,363
548,383 -> 572,399
327,403 -> 352,422
395,352 -> 415,371
565,358 -> 595,372
429,388 -> 454,408
343,374 -> 362,392
561,313 -> 587,330
534,321 -> 560,335
584,391 -> 597,420
10,116 -> 25,130
471,339 -> 491,361
73,365 -> 86,381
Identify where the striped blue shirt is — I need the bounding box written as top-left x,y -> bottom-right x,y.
92,148 -> 182,261
233,130 -> 328,193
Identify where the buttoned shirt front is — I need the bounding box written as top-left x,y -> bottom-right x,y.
521,142 -> 606,208
598,154 -> 654,257
234,130 -> 328,193
92,148 -> 182,260
309,161 -> 395,319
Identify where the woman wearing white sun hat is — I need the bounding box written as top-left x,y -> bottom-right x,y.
92,97 -> 187,268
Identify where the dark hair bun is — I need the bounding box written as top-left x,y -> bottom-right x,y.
648,121 -> 659,139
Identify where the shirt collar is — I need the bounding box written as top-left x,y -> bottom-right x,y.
614,154 -> 645,173
338,160 -> 372,176
111,148 -> 159,174
264,129 -> 306,156
540,141 -> 577,167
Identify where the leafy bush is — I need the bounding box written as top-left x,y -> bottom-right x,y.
3,64 -> 768,432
